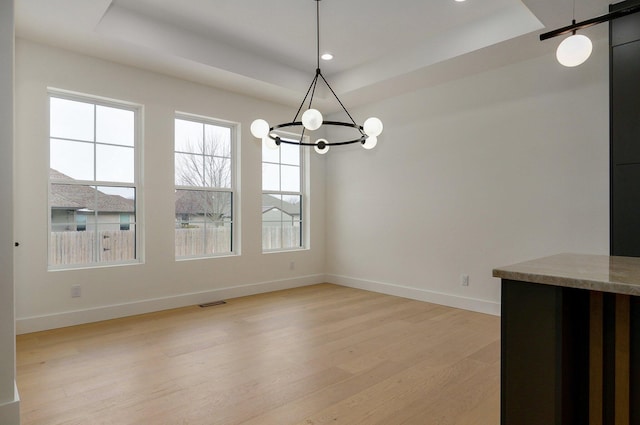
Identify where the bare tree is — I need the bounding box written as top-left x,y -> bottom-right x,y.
175,132 -> 231,225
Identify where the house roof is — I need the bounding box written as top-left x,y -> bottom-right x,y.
175,190 -> 230,217
49,169 -> 135,213
262,194 -> 301,217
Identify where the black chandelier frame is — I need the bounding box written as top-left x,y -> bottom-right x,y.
266,0 -> 369,150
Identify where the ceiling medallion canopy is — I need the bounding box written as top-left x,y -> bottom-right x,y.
250,0 -> 383,154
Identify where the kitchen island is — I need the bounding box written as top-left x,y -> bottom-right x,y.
493,254 -> 640,425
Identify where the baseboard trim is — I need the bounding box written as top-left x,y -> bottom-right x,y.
327,274 -> 500,316
16,274 -> 324,334
0,382 -> 20,425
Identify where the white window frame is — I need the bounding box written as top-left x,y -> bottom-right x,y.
47,89 -> 143,270
174,112 -> 239,260
262,131 -> 308,253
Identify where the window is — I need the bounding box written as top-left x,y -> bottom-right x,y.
48,93 -> 140,268
76,214 -> 87,232
174,115 -> 236,258
262,135 -> 304,251
119,213 -> 131,231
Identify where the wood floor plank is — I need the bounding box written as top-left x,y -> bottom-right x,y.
16,284 -> 500,425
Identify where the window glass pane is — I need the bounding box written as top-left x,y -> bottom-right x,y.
175,153 -> 205,186
262,163 -> 280,191
281,165 -> 300,192
96,105 -> 134,146
204,221 -> 232,255
262,221 -> 282,251
51,208 -> 77,232
49,184 -> 135,265
282,221 -> 301,249
206,191 -> 232,222
262,141 -> 279,164
205,157 -> 231,188
262,194 -> 283,222
50,97 -> 94,142
50,139 -> 94,181
175,189 -> 231,256
281,143 -> 300,166
282,195 -> 302,217
97,224 -> 135,263
96,145 -> 134,183
49,226 -> 96,265
50,183 -> 95,215
175,119 -> 204,154
96,186 -> 135,214
175,190 -> 207,218
204,124 -> 231,158
175,225 -> 206,258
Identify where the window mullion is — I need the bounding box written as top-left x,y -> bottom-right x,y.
93,105 -> 98,264
93,185 -> 98,264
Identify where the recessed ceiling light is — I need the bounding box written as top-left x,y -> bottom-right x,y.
321,53 -> 334,61
455,0 -> 466,2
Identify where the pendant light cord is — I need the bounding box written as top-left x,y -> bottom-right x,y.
289,0 -> 364,139
316,0 -> 320,70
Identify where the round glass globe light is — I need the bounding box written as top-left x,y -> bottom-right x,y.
314,138 -> 330,155
263,137 -> 279,150
556,34 -> 592,67
302,109 -> 323,131
251,119 -> 270,138
362,135 -> 378,150
363,117 -> 383,137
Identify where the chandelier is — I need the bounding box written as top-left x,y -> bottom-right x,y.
250,0 -> 383,154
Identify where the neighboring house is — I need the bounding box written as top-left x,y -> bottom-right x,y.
173,192 -> 300,227
174,190 -> 231,228
262,194 -> 301,225
50,169 -> 135,232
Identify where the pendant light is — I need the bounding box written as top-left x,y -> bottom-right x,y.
555,0 -> 592,68
250,0 -> 382,154
541,2 -> 640,67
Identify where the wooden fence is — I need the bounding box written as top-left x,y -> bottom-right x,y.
49,230 -> 135,266
262,226 -> 301,250
50,225 -> 302,265
174,227 -> 231,257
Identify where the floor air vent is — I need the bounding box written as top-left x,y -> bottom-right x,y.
199,300 -> 227,308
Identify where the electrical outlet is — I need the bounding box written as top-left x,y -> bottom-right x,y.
460,274 -> 469,287
71,284 -> 81,298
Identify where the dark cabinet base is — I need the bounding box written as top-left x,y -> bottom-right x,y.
501,280 -> 640,424
501,280 -> 588,425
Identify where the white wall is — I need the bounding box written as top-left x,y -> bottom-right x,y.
325,39 -> 610,315
13,31 -> 610,333
14,39 -> 326,333
0,0 -> 19,423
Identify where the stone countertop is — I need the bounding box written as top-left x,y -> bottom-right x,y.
493,253 -> 640,296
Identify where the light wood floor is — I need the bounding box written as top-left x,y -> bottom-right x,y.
16,284 -> 500,425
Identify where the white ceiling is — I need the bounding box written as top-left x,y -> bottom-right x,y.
15,0 -> 613,109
